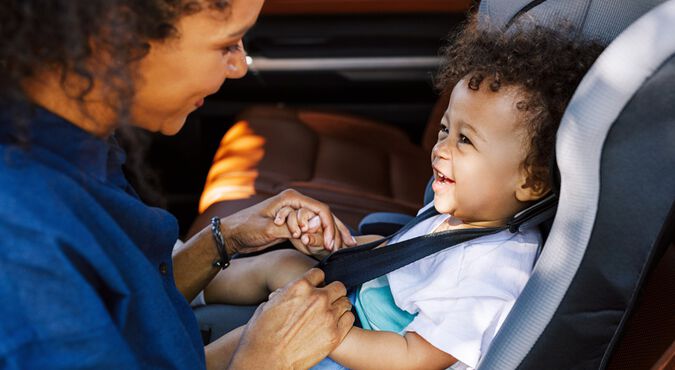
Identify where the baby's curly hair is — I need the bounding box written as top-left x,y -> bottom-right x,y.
436,18 -> 604,193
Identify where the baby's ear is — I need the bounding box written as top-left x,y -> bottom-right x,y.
515,168 -> 550,202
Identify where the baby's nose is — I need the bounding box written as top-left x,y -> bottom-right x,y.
432,140 -> 452,160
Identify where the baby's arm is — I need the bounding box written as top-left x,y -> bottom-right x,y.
330,327 -> 457,370
354,234 -> 386,245
204,249 -> 316,305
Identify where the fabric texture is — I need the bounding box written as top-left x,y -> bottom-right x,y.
355,203 -> 540,369
0,107 -> 204,369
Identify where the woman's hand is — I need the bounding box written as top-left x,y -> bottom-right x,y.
228,268 -> 355,370
173,189 -> 355,304
221,189 -> 356,254
273,206 -> 356,259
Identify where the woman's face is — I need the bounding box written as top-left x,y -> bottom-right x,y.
131,0 -> 264,135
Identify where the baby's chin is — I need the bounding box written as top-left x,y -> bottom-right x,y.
432,197 -> 454,215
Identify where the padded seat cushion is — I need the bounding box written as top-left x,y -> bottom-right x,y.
189,105 -> 431,235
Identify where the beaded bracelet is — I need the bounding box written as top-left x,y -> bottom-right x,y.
210,217 -> 230,269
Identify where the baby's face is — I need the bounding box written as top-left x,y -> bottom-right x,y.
431,79 -> 536,228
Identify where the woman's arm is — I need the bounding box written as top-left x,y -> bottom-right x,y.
172,189 -> 355,302
330,328 -> 458,370
171,191 -> 358,369
172,225 -> 224,303
204,269 -> 355,370
205,325 -> 246,370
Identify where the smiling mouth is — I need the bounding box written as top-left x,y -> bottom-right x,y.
436,173 -> 454,184
432,170 -> 454,194
434,167 -> 455,184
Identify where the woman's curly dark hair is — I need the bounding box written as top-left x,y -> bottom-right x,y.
0,0 -> 231,206
0,0 -> 230,124
436,17 -> 604,192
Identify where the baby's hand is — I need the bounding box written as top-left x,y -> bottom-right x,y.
274,206 -> 356,258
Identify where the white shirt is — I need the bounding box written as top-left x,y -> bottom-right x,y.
357,204 -> 540,369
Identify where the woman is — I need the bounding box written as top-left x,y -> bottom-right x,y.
0,0 -> 355,369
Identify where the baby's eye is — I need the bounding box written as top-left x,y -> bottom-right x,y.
438,124 -> 449,135
458,134 -> 472,145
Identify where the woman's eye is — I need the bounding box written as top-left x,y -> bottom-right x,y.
458,134 -> 472,145
222,43 -> 242,54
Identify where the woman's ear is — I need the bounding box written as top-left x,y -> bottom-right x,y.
515,168 -> 550,202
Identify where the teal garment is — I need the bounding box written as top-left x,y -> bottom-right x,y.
354,276 -> 417,333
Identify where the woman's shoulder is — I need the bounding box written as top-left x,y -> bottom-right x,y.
0,148 -> 106,252
0,146 -> 82,209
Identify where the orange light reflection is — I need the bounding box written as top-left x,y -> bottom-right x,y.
199,121 -> 265,213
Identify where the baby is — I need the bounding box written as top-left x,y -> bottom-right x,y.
204,20 -> 603,370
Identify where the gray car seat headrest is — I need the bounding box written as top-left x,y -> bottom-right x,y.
479,0 -> 668,45
478,0 -> 675,368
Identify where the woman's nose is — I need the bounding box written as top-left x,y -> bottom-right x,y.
226,41 -> 249,79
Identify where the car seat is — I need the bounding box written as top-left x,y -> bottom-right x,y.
477,1 -> 675,368
188,98 -> 446,236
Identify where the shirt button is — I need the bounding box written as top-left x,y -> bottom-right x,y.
159,262 -> 168,275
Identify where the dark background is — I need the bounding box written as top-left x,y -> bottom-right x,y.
134,3 -> 473,236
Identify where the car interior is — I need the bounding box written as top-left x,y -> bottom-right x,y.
138,0 -> 469,235
131,0 -> 675,368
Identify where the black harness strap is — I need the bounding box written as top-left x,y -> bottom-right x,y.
318,195 -> 557,290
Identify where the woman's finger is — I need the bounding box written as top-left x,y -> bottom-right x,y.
332,296 -> 353,318
334,217 -> 357,247
286,211 -> 302,239
329,222 -> 342,252
275,190 -> 336,250
337,311 -> 355,338
302,268 -> 326,287
274,206 -> 294,226
268,288 -> 283,301
323,280 -> 348,303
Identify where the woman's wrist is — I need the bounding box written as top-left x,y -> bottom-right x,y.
216,219 -> 239,256
171,225 -> 225,302
210,217 -> 232,270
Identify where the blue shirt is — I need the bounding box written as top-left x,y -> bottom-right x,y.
0,106 -> 205,369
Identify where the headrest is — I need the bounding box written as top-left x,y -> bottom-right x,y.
479,0 -> 668,45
